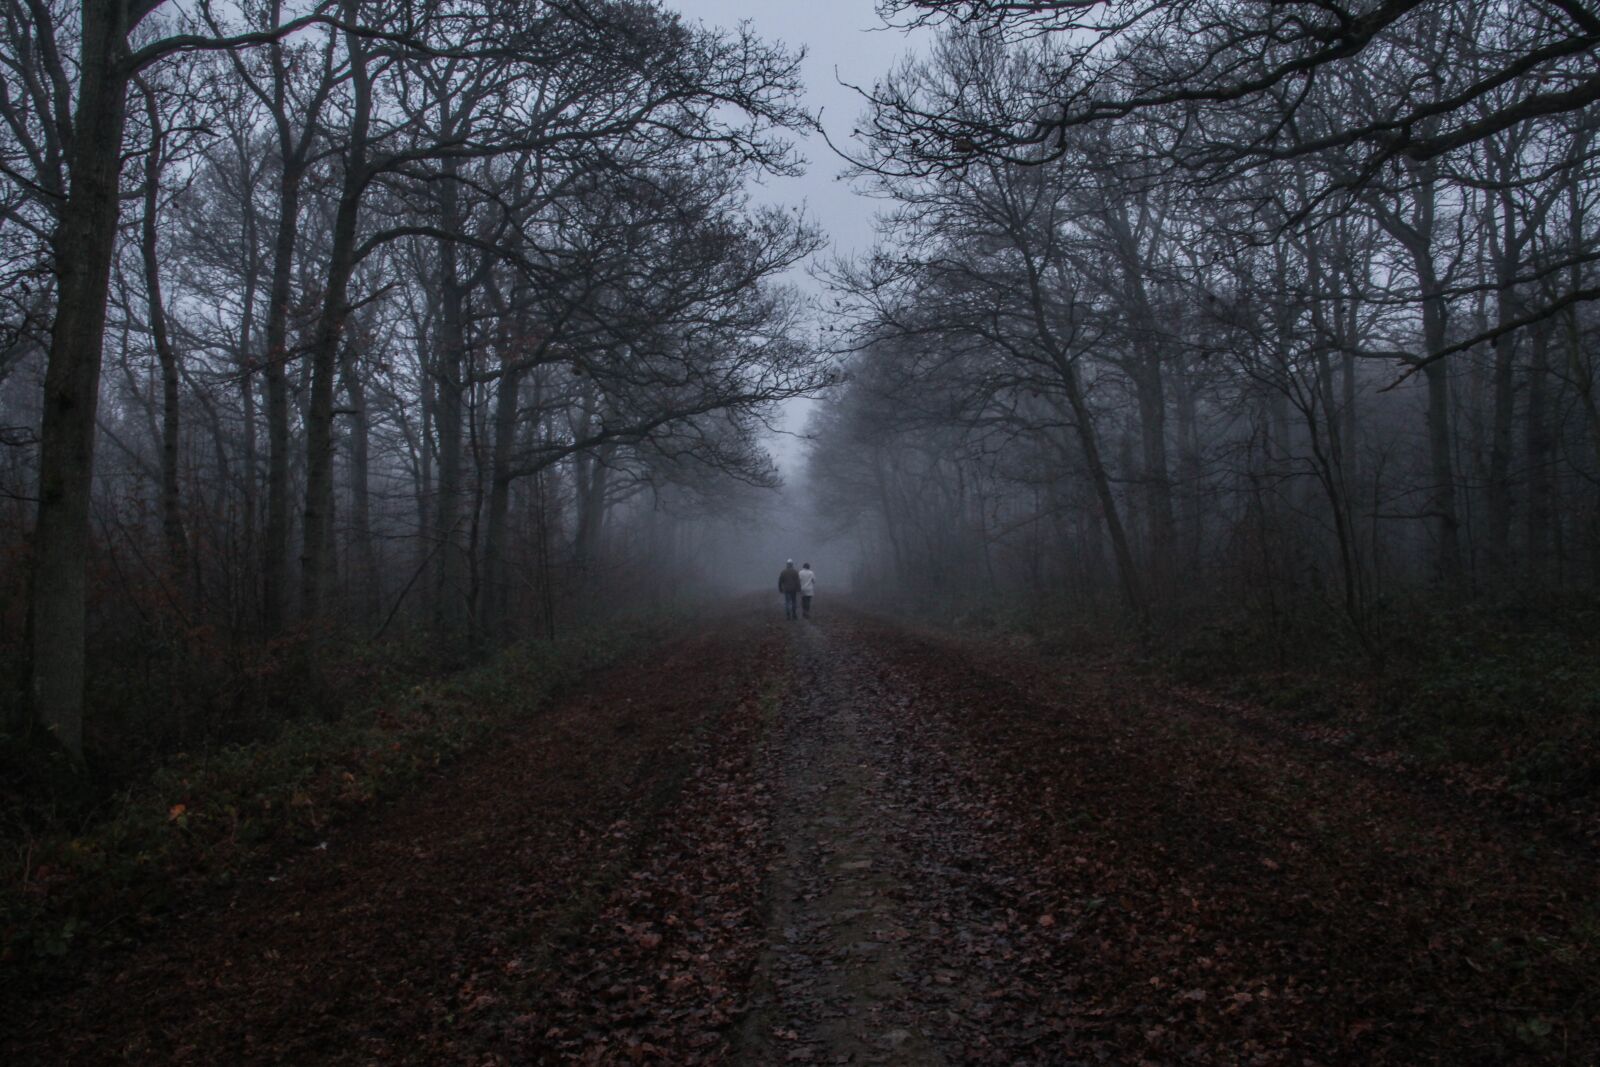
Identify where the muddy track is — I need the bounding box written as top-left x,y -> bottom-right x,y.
6,609 -> 1597,1065
738,621 -> 950,1064
735,619 -> 1072,1066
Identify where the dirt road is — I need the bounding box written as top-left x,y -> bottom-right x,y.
736,621 -> 1052,1065
6,611 -> 1597,1064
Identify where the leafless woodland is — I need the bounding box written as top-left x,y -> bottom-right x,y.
1,0 -> 826,759
2,0 -> 1600,764
816,0 -> 1600,654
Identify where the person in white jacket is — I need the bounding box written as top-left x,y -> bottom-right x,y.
797,563 -> 816,619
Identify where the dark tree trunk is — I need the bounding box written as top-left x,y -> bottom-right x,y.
1173,360 -> 1203,575
30,0 -> 137,756
431,174 -> 468,637
1133,352 -> 1175,568
534,465 -> 557,641
1103,200 -> 1174,574
418,336 -> 435,567
139,85 -> 186,578
300,23 -> 371,625
479,358 -> 523,643
1373,169 -> 1464,592
340,342 -> 380,623
237,172 -> 261,618
1058,350 -> 1145,624
1015,201 -> 1146,623
253,4 -> 323,635
1526,322 -> 1553,576
261,165 -> 303,633
1486,193 -> 1521,579
1421,298 -> 1465,591
872,459 -> 908,586
573,444 -> 612,590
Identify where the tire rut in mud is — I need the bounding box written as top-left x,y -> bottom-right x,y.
737,619 -> 1061,1066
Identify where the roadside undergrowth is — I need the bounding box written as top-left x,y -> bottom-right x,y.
858,616 -> 1600,1064
873,595 -> 1600,846
0,624 -> 651,979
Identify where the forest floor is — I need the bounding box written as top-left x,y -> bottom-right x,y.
4,607 -> 1597,1065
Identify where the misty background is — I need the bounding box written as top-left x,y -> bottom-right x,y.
4,0 -> 1600,762
664,0 -> 923,598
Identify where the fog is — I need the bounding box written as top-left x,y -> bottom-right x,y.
3,0 -> 1600,757
8,6 -> 1600,1061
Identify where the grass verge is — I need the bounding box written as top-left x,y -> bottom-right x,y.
0,624 -> 649,979
1173,600 -> 1600,803
862,591 -> 1600,827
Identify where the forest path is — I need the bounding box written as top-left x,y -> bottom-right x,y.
734,611 -> 1600,1065
733,620 -> 1034,1065
4,616 -> 784,1066
5,608 -> 1598,1065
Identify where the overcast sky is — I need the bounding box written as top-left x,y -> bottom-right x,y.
663,1 -> 931,475
668,0 -> 927,263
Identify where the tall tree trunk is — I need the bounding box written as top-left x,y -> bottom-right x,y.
431,171 -> 468,637
300,22 -> 370,625
1526,322 -> 1553,577
1056,349 -> 1145,624
479,358 -> 523,644
138,84 -> 186,578
1103,199 -> 1174,573
255,4 -> 320,635
417,333 -> 435,570
1304,239 -> 1378,657
570,385 -> 610,591
1133,351 -> 1175,568
1421,346 -> 1464,590
299,211 -> 359,623
464,374 -> 487,651
237,169 -> 261,620
30,1 -> 136,756
573,445 -> 612,590
1017,211 -> 1146,622
871,458 -> 908,587
1486,192 -> 1520,579
534,464 -> 557,641
1416,254 -> 1464,590
1420,301 -> 1464,591
261,162 -> 304,632
340,341 -> 379,623
1341,346 -> 1360,489
1173,357 -> 1203,574
1374,169 -> 1464,592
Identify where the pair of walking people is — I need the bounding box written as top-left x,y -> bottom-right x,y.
777,560 -> 815,621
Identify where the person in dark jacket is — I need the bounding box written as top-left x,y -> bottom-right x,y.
778,560 -> 801,620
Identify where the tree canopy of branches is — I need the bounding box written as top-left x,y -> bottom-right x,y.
873,1 -> 1600,172
0,0 -> 826,757
818,23 -> 1600,654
